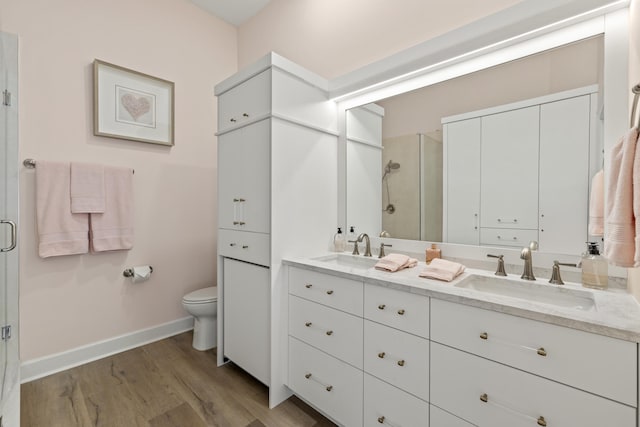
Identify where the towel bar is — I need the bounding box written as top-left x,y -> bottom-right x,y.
23,158 -> 134,173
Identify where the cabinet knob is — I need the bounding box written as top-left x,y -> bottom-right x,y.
242,245 -> 249,249
397,360 -> 405,367
326,290 -> 334,295
480,332 -> 488,340
397,309 -> 405,315
230,118 -> 236,123
378,352 -> 386,359
305,322 -> 312,327
377,416 -> 385,424
537,347 -> 547,357
305,284 -> 312,289
305,373 -> 312,379
326,330 -> 333,336
378,304 -> 386,310
537,416 -> 547,426
325,385 -> 333,392
480,393 -> 488,403
242,113 -> 249,117
233,221 -> 241,225
229,243 -> 236,247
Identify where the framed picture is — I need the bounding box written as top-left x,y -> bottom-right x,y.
93,59 -> 174,146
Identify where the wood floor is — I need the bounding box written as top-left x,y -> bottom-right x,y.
21,332 -> 335,427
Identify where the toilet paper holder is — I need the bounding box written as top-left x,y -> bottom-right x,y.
123,266 -> 153,277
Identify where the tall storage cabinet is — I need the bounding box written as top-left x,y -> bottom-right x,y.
215,53 -> 338,407
443,86 -> 598,254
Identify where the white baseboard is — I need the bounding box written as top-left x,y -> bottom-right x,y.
21,316 -> 194,383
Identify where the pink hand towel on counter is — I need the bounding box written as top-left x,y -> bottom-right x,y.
70,162 -> 105,213
375,253 -> 418,272
90,166 -> 134,252
36,161 -> 89,258
419,258 -> 465,282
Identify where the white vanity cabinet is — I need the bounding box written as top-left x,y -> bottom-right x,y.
430,299 -> 637,426
443,86 -> 597,252
216,53 -> 338,405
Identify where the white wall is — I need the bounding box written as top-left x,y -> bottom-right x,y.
238,0 -> 522,79
0,0 -> 237,361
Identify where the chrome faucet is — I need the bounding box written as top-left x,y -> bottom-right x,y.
520,241 -> 538,280
357,233 -> 372,257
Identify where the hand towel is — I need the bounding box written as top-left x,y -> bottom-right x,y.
419,258 -> 465,282
588,169 -> 604,237
36,161 -> 89,258
375,253 -> 418,272
604,128 -> 639,267
70,162 -> 105,213
90,166 -> 134,252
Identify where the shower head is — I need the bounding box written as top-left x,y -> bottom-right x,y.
386,160 -> 400,171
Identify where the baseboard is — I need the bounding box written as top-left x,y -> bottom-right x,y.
21,316 -> 194,383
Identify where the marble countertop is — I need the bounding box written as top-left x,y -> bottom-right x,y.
283,253 -> 640,343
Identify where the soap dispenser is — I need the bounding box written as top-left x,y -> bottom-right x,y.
581,241 -> 608,290
333,228 -> 346,252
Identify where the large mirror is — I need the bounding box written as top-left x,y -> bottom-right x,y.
346,35 -> 605,256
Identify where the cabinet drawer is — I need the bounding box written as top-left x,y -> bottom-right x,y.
218,229 -> 270,266
289,267 -> 363,316
289,295 -> 363,368
364,320 -> 429,401
431,299 -> 637,407
289,337 -> 363,427
430,405 -> 475,427
480,227 -> 538,248
431,343 -> 636,427
218,69 -> 271,133
364,373 -> 429,427
364,284 -> 429,338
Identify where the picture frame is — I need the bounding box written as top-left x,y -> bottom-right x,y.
93,59 -> 174,146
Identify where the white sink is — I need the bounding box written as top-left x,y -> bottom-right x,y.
455,274 -> 596,312
312,253 -> 378,270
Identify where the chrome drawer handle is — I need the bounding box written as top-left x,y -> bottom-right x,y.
378,304 -> 386,310
326,330 -> 333,336
305,284 -> 312,288
326,290 -> 334,295
397,309 -> 405,315
0,220 -> 16,253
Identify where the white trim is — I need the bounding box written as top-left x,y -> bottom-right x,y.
20,316 -> 194,383
272,113 -> 339,136
442,85 -> 599,124
347,136 -> 383,149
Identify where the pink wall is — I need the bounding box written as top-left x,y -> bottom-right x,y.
238,0 -> 522,79
0,0 -> 236,361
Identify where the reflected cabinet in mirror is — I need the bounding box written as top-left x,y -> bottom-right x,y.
346,36 -> 604,256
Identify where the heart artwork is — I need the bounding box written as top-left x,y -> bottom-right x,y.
121,93 -> 151,121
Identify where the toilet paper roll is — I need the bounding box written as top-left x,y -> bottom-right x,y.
131,265 -> 152,284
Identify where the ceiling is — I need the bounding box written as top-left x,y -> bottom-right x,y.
190,0 -> 271,26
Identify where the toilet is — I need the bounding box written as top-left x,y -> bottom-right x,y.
182,286 -> 218,351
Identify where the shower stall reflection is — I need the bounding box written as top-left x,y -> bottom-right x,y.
381,132 -> 442,241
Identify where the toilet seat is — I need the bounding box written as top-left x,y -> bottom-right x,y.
183,286 -> 217,304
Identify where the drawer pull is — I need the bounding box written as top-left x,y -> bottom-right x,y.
326,290 -> 334,295
304,372 -> 333,392
478,332 -> 547,357
305,284 -> 312,288
480,332 -> 488,340
480,392 -> 548,425
230,118 -> 237,123
497,218 -> 518,224
397,360 -> 405,367
242,113 -> 249,118
233,221 -> 240,225
397,309 -> 405,315
233,198 -> 240,202
326,330 -> 333,336
242,245 -> 249,249
378,352 -> 386,359
537,347 -> 547,357
305,322 -> 312,327
378,416 -> 385,424
229,243 -> 236,247
238,222 -> 246,225
378,304 -> 386,310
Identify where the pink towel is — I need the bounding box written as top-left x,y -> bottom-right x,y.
375,253 -> 418,272
70,162 -> 105,213
588,169 -> 604,237
35,161 -> 89,258
604,128 -> 640,267
419,258 -> 465,282
90,166 -> 134,252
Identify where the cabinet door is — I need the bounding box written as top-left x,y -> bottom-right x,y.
223,258 -> 270,386
444,118 -> 480,245
481,106 -> 539,230
539,95 -> 590,254
218,120 -> 270,233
